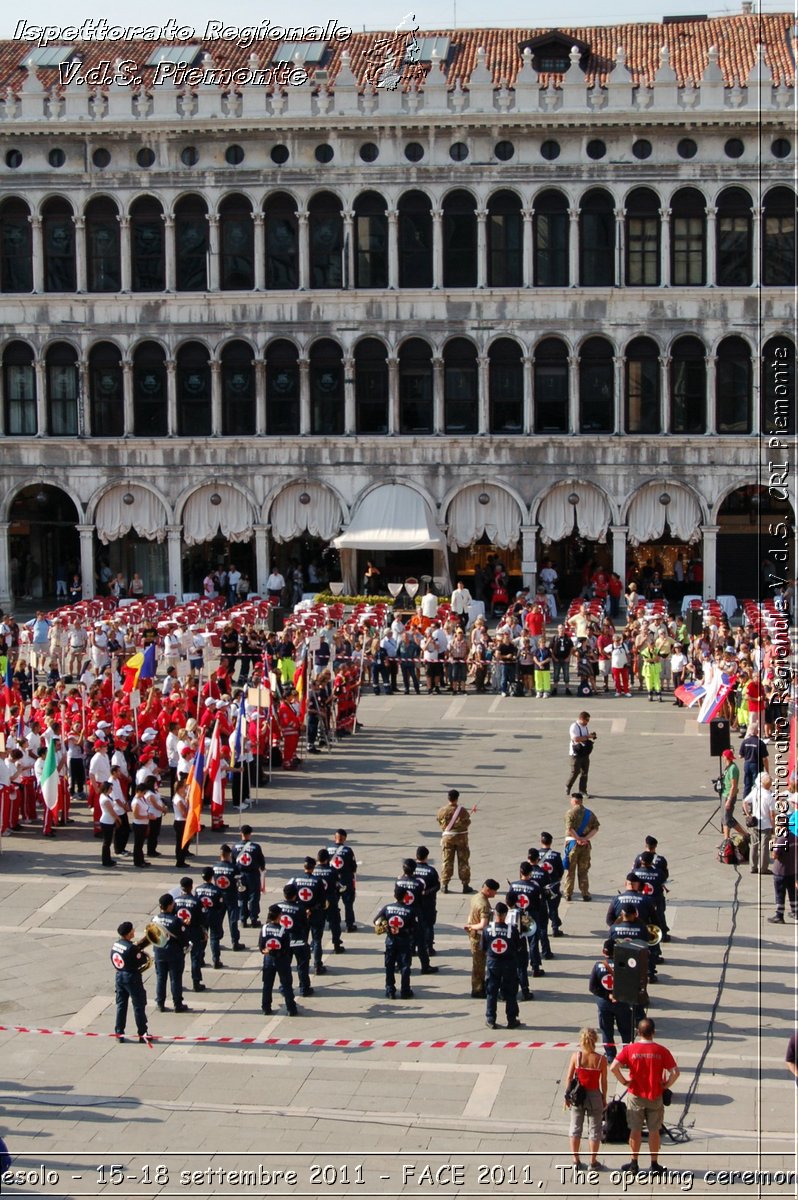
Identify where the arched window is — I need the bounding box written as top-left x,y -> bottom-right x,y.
355,338 -> 388,433
579,337 -> 613,432
625,188 -> 660,286
3,341 -> 36,434
266,340 -> 299,435
133,342 -> 167,436
130,196 -> 165,292
85,197 -> 120,292
46,342 -> 78,435
0,198 -> 33,292
444,338 -> 478,433
308,193 -> 343,289
763,187 -> 796,286
580,189 -> 615,286
89,341 -> 123,436
221,340 -> 255,435
625,336 -> 660,433
399,338 -> 433,433
761,336 -> 796,436
219,195 -> 254,290
309,338 -> 343,434
353,192 -> 387,288
264,192 -> 299,289
534,190 -> 568,287
442,191 -> 477,288
487,191 -> 522,287
716,187 -> 752,286
716,336 -> 751,434
489,338 -> 523,433
398,191 -> 432,288
670,336 -> 706,434
174,196 -> 209,291
177,342 -> 211,435
671,188 -> 706,286
42,198 -> 76,292
534,337 -> 569,432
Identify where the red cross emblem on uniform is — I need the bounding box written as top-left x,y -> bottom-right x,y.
177,907 -> 191,924
265,937 -> 281,951
516,893 -> 529,909
642,882 -> 654,895
200,896 -> 212,908
239,851 -> 252,867
279,914 -> 293,928
217,875 -> 230,888
542,861 -> 553,873
601,971 -> 614,990
332,855 -> 344,870
491,937 -> 508,954
112,952 -> 125,969
388,915 -> 404,933
402,891 -> 414,905
298,886 -> 313,902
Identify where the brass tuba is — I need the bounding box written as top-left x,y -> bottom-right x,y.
646,924 -> 663,946
133,921 -> 171,972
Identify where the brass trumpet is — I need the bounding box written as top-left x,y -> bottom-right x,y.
133,921 -> 171,972
646,924 -> 663,946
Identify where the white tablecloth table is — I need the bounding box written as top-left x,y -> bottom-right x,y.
717,595 -> 738,619
680,594 -> 702,615
466,600 -> 486,628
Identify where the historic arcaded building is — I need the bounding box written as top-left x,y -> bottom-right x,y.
0,11 -> 794,605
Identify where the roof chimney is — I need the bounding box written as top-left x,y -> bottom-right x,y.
741,0 -> 753,11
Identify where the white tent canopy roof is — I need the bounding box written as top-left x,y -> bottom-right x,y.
333,484 -> 444,551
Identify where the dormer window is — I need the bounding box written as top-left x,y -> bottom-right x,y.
519,30 -> 590,74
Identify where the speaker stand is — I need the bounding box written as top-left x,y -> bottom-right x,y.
697,754 -> 725,835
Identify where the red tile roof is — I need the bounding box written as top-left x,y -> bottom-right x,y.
0,13 -> 792,95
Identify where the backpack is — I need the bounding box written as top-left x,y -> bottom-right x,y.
717,838 -> 736,865
730,831 -> 749,863
602,1097 -> 629,1143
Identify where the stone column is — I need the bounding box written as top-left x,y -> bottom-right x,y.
432,208 -> 443,289
166,358 -> 177,437
118,216 -> 131,292
253,523 -> 270,595
705,354 -> 717,436
299,356 -> 310,434
343,355 -> 356,433
76,524 -> 96,599
343,210 -> 355,289
78,357 -> 90,437
613,355 -> 624,434
432,355 -> 444,432
520,523 -> 539,593
522,354 -> 533,433
477,354 -> 490,433
387,355 -> 399,433
74,216 -> 87,292
701,524 -> 719,600
659,208 -> 671,286
296,211 -> 309,290
568,207 -> 580,287
521,209 -> 533,287
35,360 -> 47,436
568,354 -> 579,434
614,208 -> 625,287
705,205 -> 717,287
252,213 -> 266,290
166,525 -> 183,599
122,360 -> 134,436
387,209 -> 399,289
29,216 -> 43,293
476,209 -> 488,288
254,356 -> 266,435
163,216 -> 175,291
751,206 -> 762,288
610,524 -> 628,593
659,355 -> 670,434
0,523 -> 12,610
207,215 -> 219,291
338,546 -> 357,595
0,368 -> 5,436
210,360 -> 222,436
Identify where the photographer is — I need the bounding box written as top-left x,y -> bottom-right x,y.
742,772 -> 774,874
566,711 -> 597,799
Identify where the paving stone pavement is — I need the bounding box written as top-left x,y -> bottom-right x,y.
0,689 -> 796,1198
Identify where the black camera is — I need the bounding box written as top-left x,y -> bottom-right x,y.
712,777 -> 724,795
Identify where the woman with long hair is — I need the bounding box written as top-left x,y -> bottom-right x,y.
563,1027 -> 608,1171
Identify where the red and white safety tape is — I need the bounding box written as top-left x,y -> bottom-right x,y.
0,1024 -> 578,1051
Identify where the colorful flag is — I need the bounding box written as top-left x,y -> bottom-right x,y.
40,736 -> 60,812
138,643 -> 157,685
231,703 -> 245,768
293,644 -> 308,723
697,669 -> 736,724
181,735 -> 206,849
673,680 -> 705,707
3,656 -> 13,704
121,652 -> 144,694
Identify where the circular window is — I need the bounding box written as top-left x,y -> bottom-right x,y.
540,139 -> 561,161
315,143 -> 334,164
136,147 -> 155,169
677,138 -> 697,160
271,144 -> 289,165
772,138 -> 791,159
586,139 -> 606,161
225,144 -> 245,165
181,146 -> 199,167
48,148 -> 66,168
359,142 -> 379,163
405,141 -> 424,163
494,140 -> 514,161
632,139 -> 652,160
724,138 -> 744,160
5,149 -> 22,169
92,148 -> 111,168
449,142 -> 469,162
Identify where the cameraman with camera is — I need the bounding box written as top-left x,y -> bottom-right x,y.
566,711 -> 597,799
742,772 -> 774,874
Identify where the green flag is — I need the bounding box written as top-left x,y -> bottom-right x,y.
40,737 -> 59,812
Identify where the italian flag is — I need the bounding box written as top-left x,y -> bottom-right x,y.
40,738 -> 60,813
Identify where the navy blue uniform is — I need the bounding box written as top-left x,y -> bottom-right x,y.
278,899 -> 312,995
607,920 -> 657,983
291,874 -> 326,969
313,863 -> 344,949
328,843 -> 358,931
527,863 -> 553,957
110,938 -> 149,1037
482,920 -> 521,1027
151,912 -> 189,1009
506,878 -> 546,980
258,921 -> 296,1014
395,875 -> 431,969
632,864 -> 668,935
375,901 -> 415,998
605,892 -> 655,927
212,860 -> 243,947
538,847 -> 565,935
233,838 -> 266,925
413,860 -> 440,954
194,880 -> 226,965
588,957 -> 643,1061
173,891 -> 205,985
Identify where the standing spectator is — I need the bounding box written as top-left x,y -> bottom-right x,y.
227,564 -> 241,607
551,625 -> 574,697
564,1027 -> 609,1170
610,1018 -> 680,1178
720,748 -> 748,844
611,634 -> 631,697
266,569 -> 285,602
563,793 -> 600,902
742,773 -> 774,875
494,631 -> 518,697
129,572 -> 145,597
363,560 -> 382,596
767,826 -> 798,925
739,723 -> 769,797
449,580 -> 471,630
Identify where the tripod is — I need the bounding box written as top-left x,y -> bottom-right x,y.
697,756 -> 724,835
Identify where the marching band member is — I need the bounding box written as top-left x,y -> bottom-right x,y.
111,921 -> 151,1043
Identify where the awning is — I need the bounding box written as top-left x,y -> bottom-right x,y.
538,483 -> 610,545
182,483 -> 254,546
627,482 -> 701,546
333,484 -> 444,551
270,482 -> 342,543
447,484 -> 521,550
95,484 -> 167,544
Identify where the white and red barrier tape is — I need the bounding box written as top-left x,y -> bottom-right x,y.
0,1025 -> 578,1051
